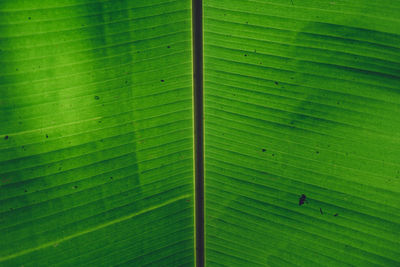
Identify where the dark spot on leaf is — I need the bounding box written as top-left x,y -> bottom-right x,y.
274,81 -> 278,85
299,194 -> 307,206
28,17 -> 31,20
74,185 -> 78,189
110,177 -> 113,180
4,135 -> 8,140
334,213 -> 339,217
161,79 -> 164,82
24,190 -> 27,193
316,151 -> 319,154
262,149 -> 266,152
94,96 -> 100,100
46,134 -> 48,138
167,46 -> 170,48
244,54 -> 247,57
320,208 -> 323,214
272,153 -> 275,157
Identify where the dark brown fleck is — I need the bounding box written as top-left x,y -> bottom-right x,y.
299,194 -> 307,206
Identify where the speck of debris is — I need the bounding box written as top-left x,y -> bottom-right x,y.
110,177 -> 113,180
24,189 -> 27,193
244,54 -> 247,57
4,135 -> 8,140
262,148 -> 266,152
74,185 -> 78,189
46,134 -> 48,138
167,46 -> 170,48
94,95 -> 100,100
316,151 -> 319,154
320,208 -> 323,214
272,153 -> 275,157
274,81 -> 278,85
28,17 -> 31,20
161,79 -> 164,82
334,213 -> 339,217
299,194 -> 307,206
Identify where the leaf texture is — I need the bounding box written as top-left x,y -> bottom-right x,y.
0,0 -> 194,266
204,0 -> 400,266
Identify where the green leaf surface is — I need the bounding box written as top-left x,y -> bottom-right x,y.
204,0 -> 400,266
2,0 -> 400,266
0,0 -> 194,266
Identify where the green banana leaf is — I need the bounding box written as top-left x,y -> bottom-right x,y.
204,0 -> 400,266
1,0 -> 399,266
0,0 -> 194,266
